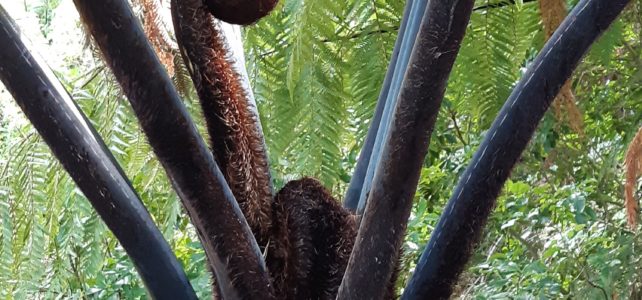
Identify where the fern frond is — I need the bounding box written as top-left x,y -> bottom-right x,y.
245,0 -> 402,190
451,1 -> 540,128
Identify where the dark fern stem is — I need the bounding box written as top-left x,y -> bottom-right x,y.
171,1 -> 402,299
74,0 -> 274,298
171,0 -> 274,248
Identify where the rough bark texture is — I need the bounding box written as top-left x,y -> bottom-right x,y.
172,0 -> 274,249
169,3 -> 396,299
204,0 -> 278,25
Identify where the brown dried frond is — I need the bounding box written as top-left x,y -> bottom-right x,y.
625,126 -> 642,228
559,82 -> 584,136
137,0 -> 175,76
551,94 -> 564,120
539,0 -> 584,135
539,0 -> 566,38
172,0 -> 273,244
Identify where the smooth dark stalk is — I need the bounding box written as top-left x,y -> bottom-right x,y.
0,6 -> 196,299
402,0 -> 631,298
343,0 -> 413,211
72,0 -> 274,298
353,0 -> 431,217
337,1 -> 474,299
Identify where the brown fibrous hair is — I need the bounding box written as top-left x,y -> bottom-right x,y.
172,0 -> 274,244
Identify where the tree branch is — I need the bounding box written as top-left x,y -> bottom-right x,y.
448,107 -> 468,146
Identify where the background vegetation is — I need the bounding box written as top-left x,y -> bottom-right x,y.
0,0 -> 641,298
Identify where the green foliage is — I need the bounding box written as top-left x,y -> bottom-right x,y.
1,0 -> 642,298
244,0 -> 403,190
0,68 -> 212,297
452,1 -> 542,128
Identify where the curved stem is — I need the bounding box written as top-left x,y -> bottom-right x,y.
72,0 -> 274,298
402,0 -> 631,298
0,6 -> 196,299
171,0 -> 274,247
